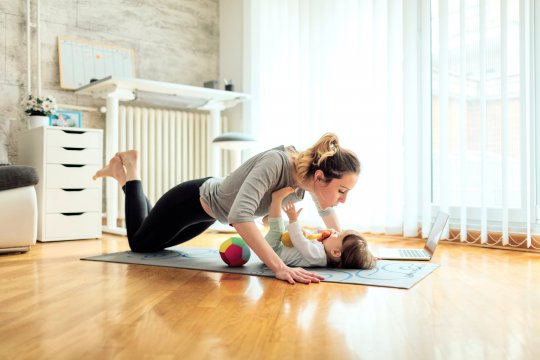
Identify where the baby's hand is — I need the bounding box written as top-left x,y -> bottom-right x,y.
272,187 -> 295,201
283,201 -> 303,223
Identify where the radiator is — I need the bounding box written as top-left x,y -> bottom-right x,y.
116,105 -> 230,219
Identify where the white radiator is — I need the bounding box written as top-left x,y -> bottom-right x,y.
116,105 -> 230,219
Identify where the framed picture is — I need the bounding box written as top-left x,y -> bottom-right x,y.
49,110 -> 82,127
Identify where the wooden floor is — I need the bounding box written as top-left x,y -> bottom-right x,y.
1,232 -> 539,360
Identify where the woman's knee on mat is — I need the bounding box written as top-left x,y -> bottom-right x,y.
128,236 -> 161,253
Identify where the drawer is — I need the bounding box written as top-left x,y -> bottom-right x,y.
46,129 -> 101,148
47,147 -> 101,165
45,212 -> 101,240
46,188 -> 101,213
46,164 -> 101,188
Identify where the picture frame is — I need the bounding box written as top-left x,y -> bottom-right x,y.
49,110 -> 82,127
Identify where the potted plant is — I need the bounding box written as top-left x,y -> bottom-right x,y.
23,94 -> 57,129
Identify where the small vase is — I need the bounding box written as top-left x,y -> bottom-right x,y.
28,115 -> 49,129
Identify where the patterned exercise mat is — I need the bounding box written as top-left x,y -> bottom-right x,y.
82,246 -> 439,289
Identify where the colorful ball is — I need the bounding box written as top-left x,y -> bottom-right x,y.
219,237 -> 251,267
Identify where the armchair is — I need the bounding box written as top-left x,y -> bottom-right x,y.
0,165 -> 39,253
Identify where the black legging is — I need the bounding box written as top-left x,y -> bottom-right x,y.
123,178 -> 215,252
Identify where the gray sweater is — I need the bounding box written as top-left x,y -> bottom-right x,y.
199,146 -> 333,225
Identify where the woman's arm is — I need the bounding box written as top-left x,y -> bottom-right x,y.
321,211 -> 341,231
309,192 -> 341,231
233,222 -> 324,284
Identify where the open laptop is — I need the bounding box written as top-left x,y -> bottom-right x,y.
377,212 -> 450,261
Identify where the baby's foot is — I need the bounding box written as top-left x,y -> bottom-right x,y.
92,155 -> 127,185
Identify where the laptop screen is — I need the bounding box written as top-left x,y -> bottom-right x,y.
424,212 -> 450,255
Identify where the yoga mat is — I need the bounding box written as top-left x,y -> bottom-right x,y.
82,246 -> 439,289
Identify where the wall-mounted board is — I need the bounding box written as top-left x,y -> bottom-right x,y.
58,36 -> 135,90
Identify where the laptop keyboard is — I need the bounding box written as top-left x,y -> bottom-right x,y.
399,249 -> 428,258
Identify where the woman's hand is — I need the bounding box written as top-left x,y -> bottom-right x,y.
274,265 -> 325,284
233,222 -> 324,285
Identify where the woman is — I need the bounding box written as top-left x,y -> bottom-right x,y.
93,133 -> 360,284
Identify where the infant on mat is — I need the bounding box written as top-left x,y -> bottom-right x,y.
264,188 -> 376,269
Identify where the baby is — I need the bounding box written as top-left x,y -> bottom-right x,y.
264,187 -> 376,269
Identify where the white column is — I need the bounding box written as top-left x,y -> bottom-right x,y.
26,0 -> 31,95
501,0 -> 509,245
403,0 -> 419,237
36,0 -> 41,96
104,93 -> 122,234
439,0 -> 450,238
479,0 -> 488,243
420,0 -> 432,238
209,108 -> 222,177
459,0 -> 468,242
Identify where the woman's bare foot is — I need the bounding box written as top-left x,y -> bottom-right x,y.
116,150 -> 140,181
92,155 -> 127,186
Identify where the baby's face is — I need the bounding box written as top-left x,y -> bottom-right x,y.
322,230 -> 344,254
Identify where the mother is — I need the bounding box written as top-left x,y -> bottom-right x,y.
93,133 -> 360,284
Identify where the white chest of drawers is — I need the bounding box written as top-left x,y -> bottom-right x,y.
18,127 -> 103,242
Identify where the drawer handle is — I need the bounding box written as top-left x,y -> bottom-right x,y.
61,188 -> 84,192
62,147 -> 86,151
61,164 -> 85,168
62,130 -> 86,134
61,212 -> 84,216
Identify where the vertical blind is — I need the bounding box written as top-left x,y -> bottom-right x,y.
432,0 -> 539,249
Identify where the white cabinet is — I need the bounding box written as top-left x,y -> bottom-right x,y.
18,127 -> 103,242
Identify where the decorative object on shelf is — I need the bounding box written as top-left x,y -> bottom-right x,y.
49,110 -> 82,127
203,80 -> 219,89
224,79 -> 234,91
23,94 -> 57,129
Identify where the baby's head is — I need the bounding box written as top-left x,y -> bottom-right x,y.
323,230 -> 376,269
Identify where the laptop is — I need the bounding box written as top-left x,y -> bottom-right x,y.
377,212 -> 450,261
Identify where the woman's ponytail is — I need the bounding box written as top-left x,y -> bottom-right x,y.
292,133 -> 360,183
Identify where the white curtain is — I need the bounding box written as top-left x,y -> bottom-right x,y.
245,0 -> 429,236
